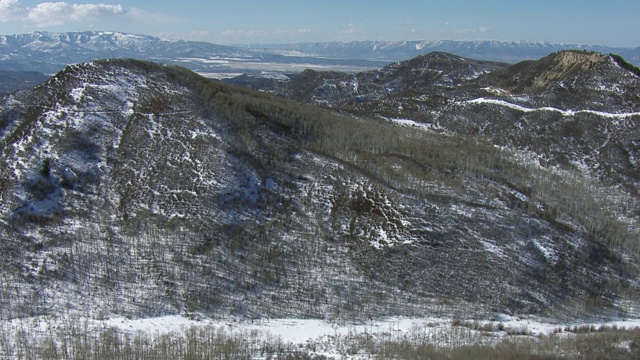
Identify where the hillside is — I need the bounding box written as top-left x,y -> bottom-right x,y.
0,59 -> 639,325
245,51 -> 640,196
380,51 -> 640,196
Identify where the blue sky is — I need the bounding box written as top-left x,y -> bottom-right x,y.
0,0 -> 638,47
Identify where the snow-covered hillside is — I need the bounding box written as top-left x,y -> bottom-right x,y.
0,58 -> 638,332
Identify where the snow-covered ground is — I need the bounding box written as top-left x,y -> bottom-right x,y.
463,97 -> 640,119
3,313 -> 640,356
388,117 -> 448,133
99,315 -> 562,341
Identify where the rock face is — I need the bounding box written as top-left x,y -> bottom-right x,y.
0,58 -> 639,322
474,51 -> 619,94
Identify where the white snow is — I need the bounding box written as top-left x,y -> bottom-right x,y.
463,98 -> 640,119
481,86 -> 510,96
70,86 -> 85,102
532,236 -> 560,263
196,72 -> 244,79
139,315 -> 640,344
388,117 -> 447,133
4,313 -> 640,358
479,239 -> 507,258
176,56 -> 254,64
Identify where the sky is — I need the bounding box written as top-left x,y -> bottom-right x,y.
0,0 -> 638,47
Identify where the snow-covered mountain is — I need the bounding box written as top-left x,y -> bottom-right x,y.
1,57 -> 639,323
0,31 -> 387,78
0,31 -> 257,74
1,30 -> 637,84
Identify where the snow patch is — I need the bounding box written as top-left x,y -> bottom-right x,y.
70,86 -> 85,102
481,86 -> 510,96
479,240 -> 507,258
532,237 -> 560,263
388,117 -> 447,133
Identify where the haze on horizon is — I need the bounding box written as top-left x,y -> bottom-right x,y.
0,0 -> 638,48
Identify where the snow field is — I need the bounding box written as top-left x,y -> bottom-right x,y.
2,314 -> 640,359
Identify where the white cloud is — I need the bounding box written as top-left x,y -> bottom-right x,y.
0,0 -> 27,22
220,29 -> 267,38
188,30 -> 210,38
220,28 -> 311,40
70,3 -> 125,20
0,0 -> 20,10
27,2 -> 126,26
0,1 -> 131,26
342,23 -> 361,36
455,26 -> 492,35
275,28 -> 310,35
126,7 -> 177,25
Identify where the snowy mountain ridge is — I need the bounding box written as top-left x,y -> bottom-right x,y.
0,30 -> 157,48
1,30 -> 638,84
0,30 -> 387,78
246,39 -> 640,65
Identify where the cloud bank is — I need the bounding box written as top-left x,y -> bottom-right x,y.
0,0 -> 132,26
0,0 -> 27,22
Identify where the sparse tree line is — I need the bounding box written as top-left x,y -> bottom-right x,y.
610,53 -> 640,78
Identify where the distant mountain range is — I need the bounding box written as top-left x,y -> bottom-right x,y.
0,31 -> 387,78
0,31 -> 638,81
245,39 -> 640,66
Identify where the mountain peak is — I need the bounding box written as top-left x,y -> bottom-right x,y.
475,50 -> 627,93
529,50 -> 611,90
545,50 -> 610,73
